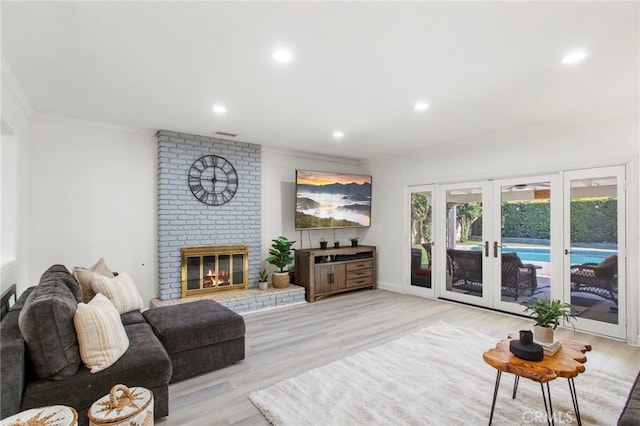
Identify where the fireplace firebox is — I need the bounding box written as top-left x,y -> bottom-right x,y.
181,245 -> 248,297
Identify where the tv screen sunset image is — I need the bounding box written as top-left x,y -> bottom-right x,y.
295,170 -> 372,230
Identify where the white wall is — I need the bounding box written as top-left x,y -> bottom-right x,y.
1,135 -> 17,265
261,147 -> 368,274
1,56 -> 31,294
26,116 -> 157,306
363,108 -> 640,342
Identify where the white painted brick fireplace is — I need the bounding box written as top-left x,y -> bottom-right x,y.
156,130 -> 261,300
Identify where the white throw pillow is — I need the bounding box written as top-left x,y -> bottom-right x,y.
73,257 -> 114,303
91,273 -> 144,314
74,293 -> 129,373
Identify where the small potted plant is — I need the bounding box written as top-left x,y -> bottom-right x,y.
319,238 -> 328,249
258,269 -> 269,291
349,237 -> 359,247
266,236 -> 296,288
523,298 -> 576,343
334,240 -> 340,248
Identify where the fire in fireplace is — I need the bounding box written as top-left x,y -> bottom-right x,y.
181,245 -> 248,297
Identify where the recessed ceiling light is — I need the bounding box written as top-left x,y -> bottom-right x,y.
414,102 -> 430,111
333,130 -> 344,139
212,104 -> 227,114
272,49 -> 293,63
562,51 -> 587,64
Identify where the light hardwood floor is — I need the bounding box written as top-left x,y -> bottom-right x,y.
160,289 -> 640,425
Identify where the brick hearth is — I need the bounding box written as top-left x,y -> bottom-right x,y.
149,285 -> 306,313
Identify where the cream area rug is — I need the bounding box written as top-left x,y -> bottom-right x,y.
249,322 -> 634,425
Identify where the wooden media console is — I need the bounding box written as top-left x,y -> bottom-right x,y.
294,245 -> 376,302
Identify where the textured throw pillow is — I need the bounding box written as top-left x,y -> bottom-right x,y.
74,293 -> 129,373
18,280 -> 81,380
73,258 -> 114,303
91,273 -> 143,314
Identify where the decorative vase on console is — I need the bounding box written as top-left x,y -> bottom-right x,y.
350,237 -> 359,247
319,238 -> 328,249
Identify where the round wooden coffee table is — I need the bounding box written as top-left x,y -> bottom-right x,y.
483,334 -> 591,426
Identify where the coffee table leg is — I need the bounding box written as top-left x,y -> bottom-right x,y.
540,382 -> 555,426
488,370 -> 502,425
512,376 -> 520,399
568,378 -> 582,426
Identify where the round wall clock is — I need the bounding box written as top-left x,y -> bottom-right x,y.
188,154 -> 238,206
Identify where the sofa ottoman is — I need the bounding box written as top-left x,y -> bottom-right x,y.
142,300 -> 245,383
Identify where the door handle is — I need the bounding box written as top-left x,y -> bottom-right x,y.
484,241 -> 489,257
564,249 -> 572,255
493,241 -> 501,258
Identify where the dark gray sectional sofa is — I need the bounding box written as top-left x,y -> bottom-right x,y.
619,372 -> 640,425
1,265 -> 245,425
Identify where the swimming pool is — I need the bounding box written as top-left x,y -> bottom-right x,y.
470,246 -> 615,264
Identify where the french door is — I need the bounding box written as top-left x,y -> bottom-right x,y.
490,175 -> 558,316
439,181 -> 490,307
436,176 -> 556,313
407,167 -> 627,339
563,166 -> 626,339
407,185 -> 435,299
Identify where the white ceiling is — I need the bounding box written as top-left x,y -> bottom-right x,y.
2,1 -> 638,160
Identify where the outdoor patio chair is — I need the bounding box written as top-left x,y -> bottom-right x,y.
411,248 -> 431,288
447,249 -> 483,292
501,252 -> 538,301
421,242 -> 433,267
570,255 -> 618,303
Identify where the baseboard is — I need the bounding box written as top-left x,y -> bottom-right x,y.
376,281 -> 403,294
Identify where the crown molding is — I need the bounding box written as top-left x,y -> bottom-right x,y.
1,52 -> 34,117
30,112 -> 156,136
261,145 -> 361,166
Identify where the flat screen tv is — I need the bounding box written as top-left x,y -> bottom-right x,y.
295,170 -> 372,230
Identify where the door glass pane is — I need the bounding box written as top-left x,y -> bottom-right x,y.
569,177 -> 618,325
410,190 -> 432,288
500,182 -> 551,305
446,187 -> 483,297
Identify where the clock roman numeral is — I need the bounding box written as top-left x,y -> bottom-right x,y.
191,183 -> 204,195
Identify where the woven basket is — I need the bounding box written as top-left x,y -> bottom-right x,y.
1,405 -> 77,426
88,384 -> 153,426
272,272 -> 290,288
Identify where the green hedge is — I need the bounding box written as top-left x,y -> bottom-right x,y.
570,198 -> 617,243
469,198 -> 617,244
501,200 -> 550,240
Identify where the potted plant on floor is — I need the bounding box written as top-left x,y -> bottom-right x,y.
258,269 -> 269,291
523,298 -> 576,343
266,236 -> 296,288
